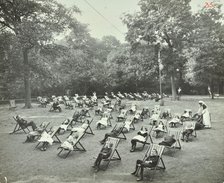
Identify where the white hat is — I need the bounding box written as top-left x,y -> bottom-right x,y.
198,101 -> 204,104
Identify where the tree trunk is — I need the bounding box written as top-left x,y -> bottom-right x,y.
171,74 -> 177,100
23,49 -> 32,108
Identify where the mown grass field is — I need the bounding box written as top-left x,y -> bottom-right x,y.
0,96 -> 223,183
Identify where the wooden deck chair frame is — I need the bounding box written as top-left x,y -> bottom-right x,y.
117,109 -> 127,122
136,126 -> 154,151
57,132 -> 86,158
101,137 -> 121,170
136,144 -> 165,180
111,123 -> 126,140
152,120 -> 168,138
10,116 -> 31,134
163,130 -> 181,151
70,118 -> 94,136
32,122 -> 51,141
123,117 -> 135,131
97,113 -> 112,129
60,119 -> 74,132
35,126 -> 61,149
182,121 -> 197,141
134,110 -> 144,123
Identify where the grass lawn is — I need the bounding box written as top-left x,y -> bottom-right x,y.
0,95 -> 223,183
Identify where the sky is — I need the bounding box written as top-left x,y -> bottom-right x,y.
56,0 -> 224,43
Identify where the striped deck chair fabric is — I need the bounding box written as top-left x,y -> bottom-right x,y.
102,137 -> 121,170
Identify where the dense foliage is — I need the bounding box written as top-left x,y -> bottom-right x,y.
0,0 -> 223,102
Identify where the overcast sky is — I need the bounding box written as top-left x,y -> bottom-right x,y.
57,0 -> 224,42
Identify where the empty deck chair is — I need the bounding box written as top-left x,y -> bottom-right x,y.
93,137 -> 121,171
159,130 -> 181,151
130,126 -> 154,152
10,115 -> 36,134
96,112 -> 112,129
57,131 -> 86,158
35,126 -> 61,151
117,109 -> 128,122
133,144 -> 165,181
70,119 -> 94,136
181,121 -> 197,142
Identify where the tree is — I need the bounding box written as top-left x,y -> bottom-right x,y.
192,2 -> 224,98
0,0 -> 81,107
123,0 -> 194,99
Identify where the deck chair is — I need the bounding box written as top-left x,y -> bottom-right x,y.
64,100 -> 73,110
59,119 -> 74,133
117,109 -> 128,122
131,126 -> 154,151
95,104 -> 104,115
181,121 -> 197,142
95,137 -> 121,170
49,102 -> 62,112
80,108 -> 91,118
35,126 -> 61,149
142,107 -> 150,119
57,131 -> 86,158
111,123 -> 127,140
10,116 -> 31,134
129,104 -> 137,114
96,112 -> 112,129
123,117 -> 135,132
160,130 -> 181,151
9,99 -> 17,110
180,109 -> 193,122
136,144 -> 165,181
25,122 -> 51,142
168,113 -> 182,127
152,119 -> 168,138
133,110 -> 144,122
70,119 -> 94,136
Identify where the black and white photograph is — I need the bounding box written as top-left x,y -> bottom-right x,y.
0,0 -> 224,182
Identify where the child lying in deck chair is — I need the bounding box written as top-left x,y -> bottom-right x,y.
99,124 -> 124,144
96,113 -> 111,129
159,134 -> 176,146
129,104 -> 137,114
131,148 -> 160,181
92,141 -> 113,172
24,122 -> 49,142
169,113 -> 181,127
153,121 -> 167,138
180,109 -> 192,122
130,127 -> 148,152
181,122 -> 195,142
50,100 -> 62,112
60,132 -> 80,151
